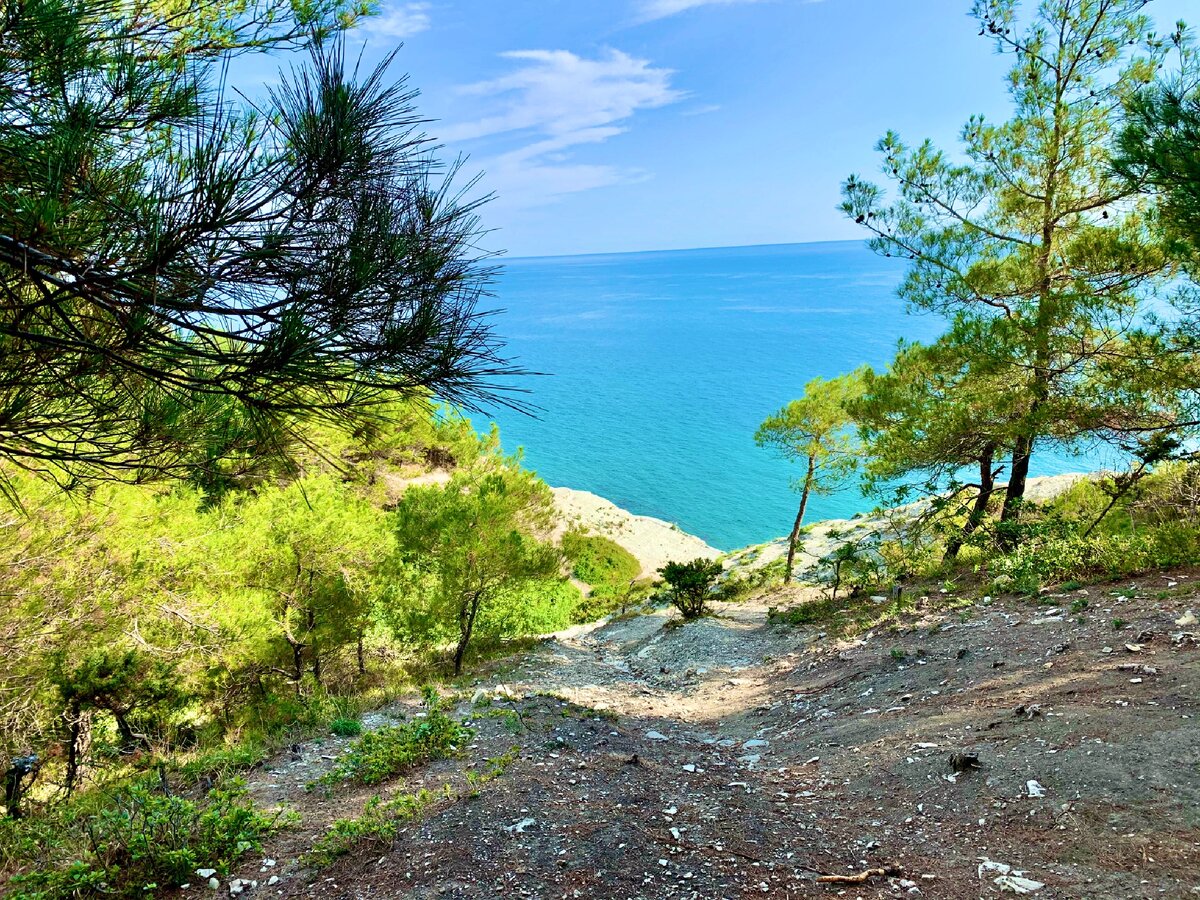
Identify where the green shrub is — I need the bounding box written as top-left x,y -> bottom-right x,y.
330,717 -> 363,737
562,531 -> 640,587
658,558 -> 723,620
312,690 -> 470,789
306,788 -> 447,867
562,531 -> 645,622
987,523 -> 1200,594
6,779 -> 284,899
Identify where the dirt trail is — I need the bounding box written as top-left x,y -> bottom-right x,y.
228,578 -> 1200,900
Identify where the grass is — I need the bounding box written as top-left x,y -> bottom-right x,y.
309,689 -> 471,791
306,787 -> 452,867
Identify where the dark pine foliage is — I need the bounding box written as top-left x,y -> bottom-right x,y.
0,0 -> 518,487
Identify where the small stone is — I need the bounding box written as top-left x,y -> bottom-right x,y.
682,764 -> 696,773
645,730 -> 670,742
1026,779 -> 1046,798
504,817 -> 536,833
267,876 -> 279,887
207,878 -> 220,891
1176,611 -> 1197,627
743,739 -> 769,749
196,870 -> 218,879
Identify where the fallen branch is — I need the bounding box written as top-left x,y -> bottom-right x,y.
816,864 -> 902,884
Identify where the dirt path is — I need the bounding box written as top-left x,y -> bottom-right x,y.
224,578 -> 1200,899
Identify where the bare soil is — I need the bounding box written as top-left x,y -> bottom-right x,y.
224,572 -> 1200,899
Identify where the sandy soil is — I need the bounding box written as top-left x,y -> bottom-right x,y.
220,567 -> 1200,900
551,487 -> 721,579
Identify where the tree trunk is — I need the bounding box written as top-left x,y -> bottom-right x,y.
784,457 -> 816,584
63,702 -> 88,797
291,642 -> 304,695
998,434 -> 1034,545
113,710 -> 147,754
944,447 -> 996,562
454,591 -> 484,676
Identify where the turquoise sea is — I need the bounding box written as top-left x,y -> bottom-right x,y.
481,241 -> 1121,552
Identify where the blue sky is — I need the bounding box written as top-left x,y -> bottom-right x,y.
317,0 -> 1190,257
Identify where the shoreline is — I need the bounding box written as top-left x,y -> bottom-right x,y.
550,486 -> 721,579
559,472 -> 1100,582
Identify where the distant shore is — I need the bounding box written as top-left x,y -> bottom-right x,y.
550,486 -> 720,579
558,472 -> 1100,583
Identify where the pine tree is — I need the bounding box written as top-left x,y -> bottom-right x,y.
842,0 -> 1183,535
0,0 -> 513,487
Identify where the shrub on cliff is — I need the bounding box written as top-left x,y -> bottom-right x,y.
659,558 -> 723,620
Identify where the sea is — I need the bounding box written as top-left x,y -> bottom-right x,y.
478,240 -> 1124,552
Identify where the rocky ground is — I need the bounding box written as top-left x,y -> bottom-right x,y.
212,569 -> 1200,899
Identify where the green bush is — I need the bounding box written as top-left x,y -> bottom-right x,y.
6,779 -> 283,899
987,523 -> 1200,594
330,717 -> 363,737
306,788 -> 447,867
562,531 -> 645,622
312,690 -> 470,789
658,558 -> 723,620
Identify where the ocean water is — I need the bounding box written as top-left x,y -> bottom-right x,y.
479,241 -> 1121,551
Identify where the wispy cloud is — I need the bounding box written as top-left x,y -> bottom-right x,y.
636,0 -> 761,22
635,0 -> 823,22
358,1 -> 431,40
443,49 -> 685,206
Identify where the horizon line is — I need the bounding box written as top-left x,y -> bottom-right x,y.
504,237 -> 866,263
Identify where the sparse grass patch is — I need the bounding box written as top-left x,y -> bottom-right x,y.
306,787 -> 452,867
310,689 -> 471,790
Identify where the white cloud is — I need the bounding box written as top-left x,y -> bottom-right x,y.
635,0 -> 823,22
358,1 -> 431,40
636,0 -> 761,21
443,49 -> 685,207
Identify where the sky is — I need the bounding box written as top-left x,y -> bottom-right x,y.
265,0 -> 1192,257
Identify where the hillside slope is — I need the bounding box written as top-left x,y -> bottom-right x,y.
219,572 -> 1200,899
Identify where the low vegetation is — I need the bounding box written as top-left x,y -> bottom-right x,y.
311,690 -> 471,790
2,777 -> 288,899
563,530 -> 651,621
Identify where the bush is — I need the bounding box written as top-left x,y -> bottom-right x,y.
330,717 -> 363,737
306,787 -> 449,867
312,690 -> 470,789
6,778 -> 283,899
658,558 -> 723,620
563,531 -> 645,622
987,523 -> 1200,594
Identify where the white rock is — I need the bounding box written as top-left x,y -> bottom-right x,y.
196,869 -> 218,879
995,874 -> 1045,893
267,876 -> 280,887
1176,611 -> 1197,627
738,754 -> 761,765
1026,780 -> 1046,798
207,878 -> 220,891
645,730 -> 670,742
681,764 -> 696,773
504,817 -> 536,833
743,739 -> 769,749
978,858 -> 1012,878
